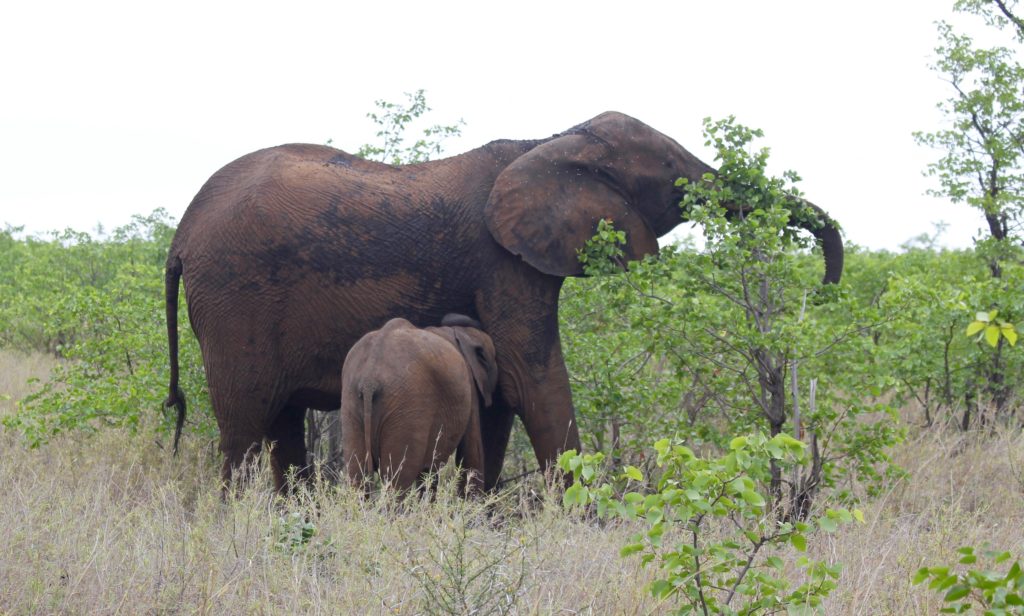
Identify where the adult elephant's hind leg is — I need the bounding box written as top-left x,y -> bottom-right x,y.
267,403 -> 311,492
206,367 -> 273,492
218,429 -> 265,492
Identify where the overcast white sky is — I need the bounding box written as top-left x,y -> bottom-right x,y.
0,1 -> 1014,250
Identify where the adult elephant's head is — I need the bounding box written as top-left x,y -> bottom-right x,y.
484,111 -> 843,284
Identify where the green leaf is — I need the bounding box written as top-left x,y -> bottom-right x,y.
653,439 -> 670,456
943,584 -> 970,602
791,533 -> 807,552
930,573 -> 958,591
650,579 -> 673,599
818,515 -> 838,533
620,542 -> 645,557
985,324 -> 1001,347
741,489 -> 766,507
966,321 -> 986,336
830,508 -> 853,523
563,483 -> 583,508
1003,325 -> 1018,346
623,466 -> 643,481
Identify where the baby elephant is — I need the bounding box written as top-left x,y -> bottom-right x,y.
340,315 -> 498,494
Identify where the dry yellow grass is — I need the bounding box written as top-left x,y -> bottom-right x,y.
1,350 -> 1022,614
0,348 -> 56,416
818,426 -> 1024,614
0,423 -> 659,615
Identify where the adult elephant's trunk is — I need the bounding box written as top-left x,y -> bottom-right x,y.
712,196 -> 844,285
794,199 -> 844,285
810,214 -> 843,286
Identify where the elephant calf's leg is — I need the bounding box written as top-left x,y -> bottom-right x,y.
456,409 -> 486,496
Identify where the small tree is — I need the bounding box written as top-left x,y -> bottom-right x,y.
354,89 -> 464,165
560,434 -> 862,615
566,117 -> 903,518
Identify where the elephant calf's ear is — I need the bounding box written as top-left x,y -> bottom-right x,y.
452,330 -> 496,408
484,134 -> 659,277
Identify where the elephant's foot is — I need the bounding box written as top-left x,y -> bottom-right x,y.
219,436 -> 264,497
520,412 -> 580,489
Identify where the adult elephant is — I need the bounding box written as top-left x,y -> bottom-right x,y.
164,111 -> 843,491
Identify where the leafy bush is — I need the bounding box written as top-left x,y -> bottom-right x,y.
867,244 -> 1024,429
560,433 -> 862,614
0,210 -> 213,447
563,117 -> 905,506
913,546 -> 1024,613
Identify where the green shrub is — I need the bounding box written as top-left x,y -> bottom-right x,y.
913,546 -> 1024,613
560,433 -> 862,614
0,210 -> 213,447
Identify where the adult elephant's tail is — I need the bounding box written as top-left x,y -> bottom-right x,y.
164,254 -> 188,455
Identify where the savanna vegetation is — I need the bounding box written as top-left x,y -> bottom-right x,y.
3,3 -> 1024,613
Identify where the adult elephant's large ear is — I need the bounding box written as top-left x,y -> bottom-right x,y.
484,134 -> 659,277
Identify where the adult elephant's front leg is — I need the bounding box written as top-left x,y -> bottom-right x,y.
511,341 -> 580,475
478,395 -> 516,490
476,270 -> 581,487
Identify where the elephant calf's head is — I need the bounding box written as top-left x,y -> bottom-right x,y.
437,313 -> 499,408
